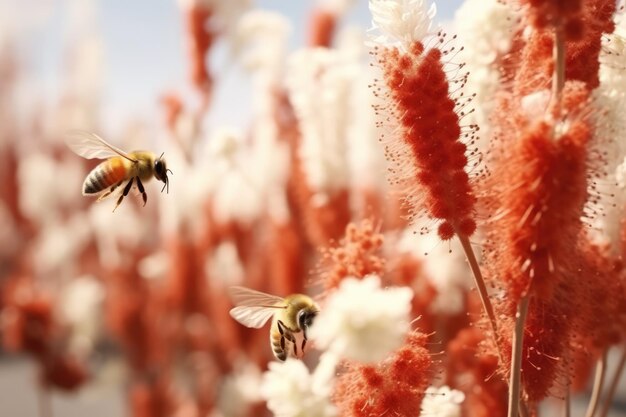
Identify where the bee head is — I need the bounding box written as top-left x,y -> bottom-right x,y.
154,153 -> 173,193
297,308 -> 317,331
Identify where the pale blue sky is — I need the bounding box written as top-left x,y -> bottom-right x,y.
20,0 -> 463,136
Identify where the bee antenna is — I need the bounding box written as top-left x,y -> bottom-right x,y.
167,169 -> 173,176
158,152 -> 165,160
161,182 -> 167,193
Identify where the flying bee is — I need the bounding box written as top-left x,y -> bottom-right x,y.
66,131 -> 172,211
229,286 -> 319,361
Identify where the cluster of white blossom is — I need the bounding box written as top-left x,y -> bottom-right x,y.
260,353 -> 338,417
368,0 -> 436,47
310,275 -> 413,363
420,385 -> 465,417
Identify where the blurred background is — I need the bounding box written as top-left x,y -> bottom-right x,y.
1,0 -> 624,416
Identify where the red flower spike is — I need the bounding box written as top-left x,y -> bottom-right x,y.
514,0 -> 617,95
447,328 -> 508,417
377,41 -> 478,241
319,221 -> 385,296
334,331 -> 432,417
308,8 -> 336,47
184,5 -> 215,95
486,82 -> 591,304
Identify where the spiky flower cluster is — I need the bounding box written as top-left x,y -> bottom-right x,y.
333,331 -> 432,417
371,1 -> 478,240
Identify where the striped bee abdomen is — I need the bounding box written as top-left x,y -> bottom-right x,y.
83,158 -> 127,195
270,327 -> 288,361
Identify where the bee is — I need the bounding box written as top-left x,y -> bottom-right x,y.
66,131 -> 172,211
229,286 -> 319,361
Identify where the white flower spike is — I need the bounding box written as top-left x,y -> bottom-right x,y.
369,0 -> 437,47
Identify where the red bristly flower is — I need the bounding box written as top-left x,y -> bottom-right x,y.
375,40 -> 478,240
333,331 -> 432,417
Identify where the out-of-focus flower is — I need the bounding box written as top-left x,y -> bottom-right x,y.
369,0 -> 436,47
34,214 -> 91,277
260,353 -> 338,417
398,230 -> 472,315
285,48 -> 356,198
60,275 -> 104,354
319,221 -> 385,295
89,202 -> 150,268
217,360 -> 262,417
455,0 -> 520,149
18,153 -> 84,224
420,385 -> 465,417
590,13 -> 626,249
310,275 -> 413,363
207,241 -> 244,286
233,10 -> 291,76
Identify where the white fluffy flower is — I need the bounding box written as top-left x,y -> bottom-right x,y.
455,0 -> 520,150
310,275 -> 413,363
420,385 -> 465,417
369,0 -> 436,47
286,48 -> 357,196
589,13 -> 626,250
260,353 -> 338,417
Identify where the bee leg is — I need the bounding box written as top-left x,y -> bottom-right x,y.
136,177 -> 147,206
301,330 -> 308,353
277,320 -> 297,356
277,320 -> 295,355
98,180 -> 124,202
113,178 -> 134,212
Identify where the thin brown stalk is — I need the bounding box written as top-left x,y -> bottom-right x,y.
585,351 -> 608,417
598,347 -> 626,417
38,383 -> 53,417
507,295 -> 530,417
563,386 -> 571,417
457,233 -> 498,333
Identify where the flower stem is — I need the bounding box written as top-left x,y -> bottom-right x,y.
507,295 -> 530,417
38,383 -> 53,417
456,233 -> 499,337
563,386 -> 570,417
585,350 -> 607,417
598,346 -> 626,417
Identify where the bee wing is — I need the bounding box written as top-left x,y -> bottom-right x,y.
229,306 -> 280,329
228,286 -> 284,307
66,130 -> 137,162
228,286 -> 285,328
